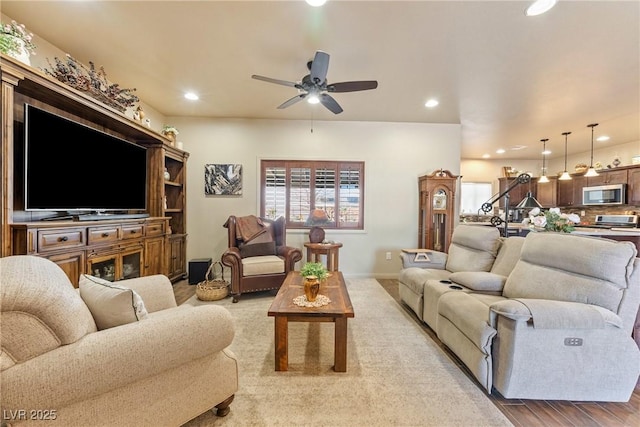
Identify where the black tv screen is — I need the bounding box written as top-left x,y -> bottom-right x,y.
24,104 -> 147,212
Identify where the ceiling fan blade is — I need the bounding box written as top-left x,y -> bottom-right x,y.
277,94 -> 307,109
327,80 -> 378,92
310,51 -> 330,85
319,93 -> 343,114
252,74 -> 298,88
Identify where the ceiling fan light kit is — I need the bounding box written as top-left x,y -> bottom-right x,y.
252,50 -> 378,115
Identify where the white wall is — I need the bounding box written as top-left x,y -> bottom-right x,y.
460,159 -> 540,197
168,117 -> 461,278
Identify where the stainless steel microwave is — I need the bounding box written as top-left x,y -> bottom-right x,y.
582,184 -> 626,205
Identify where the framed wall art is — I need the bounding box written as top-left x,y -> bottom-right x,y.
205,164 -> 242,195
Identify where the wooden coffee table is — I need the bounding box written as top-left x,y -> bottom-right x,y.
267,271 -> 355,372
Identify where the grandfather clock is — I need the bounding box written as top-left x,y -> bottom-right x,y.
418,169 -> 459,252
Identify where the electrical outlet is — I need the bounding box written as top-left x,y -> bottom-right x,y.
385,251 -> 392,260
580,210 -> 585,216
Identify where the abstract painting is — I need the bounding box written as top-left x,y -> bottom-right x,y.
204,164 -> 242,195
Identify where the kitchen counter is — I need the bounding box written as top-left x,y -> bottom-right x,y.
571,228 -> 640,237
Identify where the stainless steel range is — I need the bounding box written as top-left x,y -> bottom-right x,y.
577,214 -> 639,229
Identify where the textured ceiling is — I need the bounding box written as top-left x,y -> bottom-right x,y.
2,0 -> 638,160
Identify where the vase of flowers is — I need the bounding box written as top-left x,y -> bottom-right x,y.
0,20 -> 36,65
161,125 -> 179,145
522,207 -> 581,233
300,262 -> 328,302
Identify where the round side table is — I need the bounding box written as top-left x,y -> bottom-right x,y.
304,242 -> 343,272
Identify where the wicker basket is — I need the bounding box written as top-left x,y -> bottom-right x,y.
196,261 -> 229,301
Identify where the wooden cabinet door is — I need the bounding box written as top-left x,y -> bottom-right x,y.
628,168 -> 640,206
572,176 -> 587,206
168,235 -> 186,280
144,236 -> 165,276
46,251 -> 85,287
536,177 -> 557,207
587,169 -> 628,186
557,179 -> 574,206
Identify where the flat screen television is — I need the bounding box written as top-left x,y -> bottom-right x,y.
24,104 -> 148,212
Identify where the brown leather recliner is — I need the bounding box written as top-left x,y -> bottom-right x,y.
221,215 -> 302,302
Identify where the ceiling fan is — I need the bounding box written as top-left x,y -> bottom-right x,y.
251,50 -> 378,114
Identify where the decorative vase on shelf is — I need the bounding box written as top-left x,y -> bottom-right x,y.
3,36 -> 30,65
303,276 -> 320,302
163,167 -> 171,180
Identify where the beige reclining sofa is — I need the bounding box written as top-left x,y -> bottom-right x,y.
1,255 -> 239,426
400,229 -> 640,402
399,225 -> 525,329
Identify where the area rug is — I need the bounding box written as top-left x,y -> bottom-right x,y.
182,278 -> 513,427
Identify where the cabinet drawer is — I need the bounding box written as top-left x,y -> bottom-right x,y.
146,222 -> 165,236
38,229 -> 86,252
122,225 -> 144,240
88,226 -> 120,245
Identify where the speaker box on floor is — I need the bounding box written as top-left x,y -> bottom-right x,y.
188,258 -> 212,285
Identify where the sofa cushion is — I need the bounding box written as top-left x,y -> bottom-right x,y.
449,271 -> 507,292
503,233 -> 638,313
445,225 -> 501,273
241,255 -> 285,276
239,241 -> 276,258
490,236 -> 525,276
79,275 -> 149,330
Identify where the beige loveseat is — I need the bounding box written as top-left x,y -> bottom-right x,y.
1,255 -> 238,426
401,230 -> 640,402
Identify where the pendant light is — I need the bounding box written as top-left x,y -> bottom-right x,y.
538,138 -> 550,183
558,131 -> 572,180
584,123 -> 599,177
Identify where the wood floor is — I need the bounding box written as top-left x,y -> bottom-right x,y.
173,279 -> 639,426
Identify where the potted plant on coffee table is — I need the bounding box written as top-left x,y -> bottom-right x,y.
300,262 -> 328,302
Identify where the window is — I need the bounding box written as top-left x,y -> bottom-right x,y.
460,182 -> 493,214
261,160 -> 364,229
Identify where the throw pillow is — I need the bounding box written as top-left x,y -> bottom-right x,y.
449,271 -> 507,292
79,274 -> 148,330
239,241 -> 277,258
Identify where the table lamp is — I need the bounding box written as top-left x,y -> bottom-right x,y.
305,209 -> 330,243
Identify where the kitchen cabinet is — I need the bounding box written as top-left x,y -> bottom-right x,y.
557,176 -> 587,207
628,168 -> 640,206
536,177 -> 557,207
586,169 -> 628,187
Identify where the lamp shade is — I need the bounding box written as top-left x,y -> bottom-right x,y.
516,192 -> 542,209
304,209 -> 330,226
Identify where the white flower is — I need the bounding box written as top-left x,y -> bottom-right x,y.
564,213 -> 581,224
532,215 -> 547,228
528,207 -> 541,217
549,207 -> 561,215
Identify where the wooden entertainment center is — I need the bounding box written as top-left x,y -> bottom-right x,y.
1,55 -> 188,286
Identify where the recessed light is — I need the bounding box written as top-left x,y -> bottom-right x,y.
596,135 -> 610,142
482,154 -> 490,159
184,92 -> 199,101
542,150 -> 552,155
424,99 -> 439,108
525,0 -> 557,17
306,0 -> 327,7
496,149 -> 506,154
